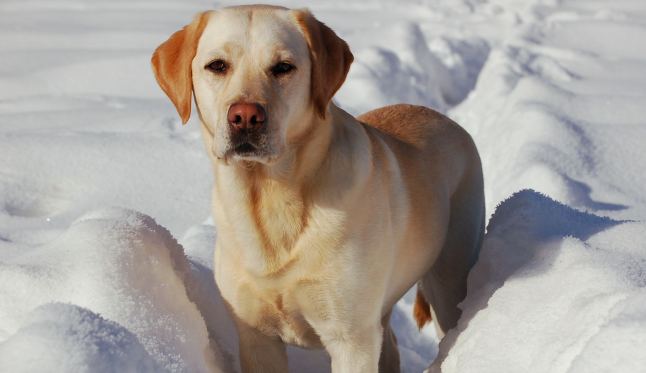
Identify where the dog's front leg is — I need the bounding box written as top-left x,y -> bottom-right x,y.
235,317 -> 288,373
324,325 -> 383,373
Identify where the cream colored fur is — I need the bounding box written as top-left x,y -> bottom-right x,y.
152,5 -> 485,373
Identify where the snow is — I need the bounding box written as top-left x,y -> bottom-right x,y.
0,209 -> 227,372
0,303 -> 161,373
433,191 -> 646,372
1,0 -> 645,372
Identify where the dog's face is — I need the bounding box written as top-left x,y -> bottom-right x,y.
152,6 -> 353,165
193,7 -> 311,163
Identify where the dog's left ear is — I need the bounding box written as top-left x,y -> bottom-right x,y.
293,9 -> 354,118
151,12 -> 210,124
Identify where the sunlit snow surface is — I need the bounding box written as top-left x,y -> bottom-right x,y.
1,0 -> 645,372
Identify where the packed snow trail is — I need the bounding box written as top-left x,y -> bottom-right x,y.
1,0 -> 646,372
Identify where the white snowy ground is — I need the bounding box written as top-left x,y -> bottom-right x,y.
1,0 -> 645,372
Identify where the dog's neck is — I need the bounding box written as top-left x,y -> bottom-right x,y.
206,104 -> 355,275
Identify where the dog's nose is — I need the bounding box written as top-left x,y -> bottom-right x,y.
227,103 -> 266,132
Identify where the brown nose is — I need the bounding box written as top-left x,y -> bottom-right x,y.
227,103 -> 266,132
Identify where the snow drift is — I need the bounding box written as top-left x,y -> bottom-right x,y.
433,190 -> 646,372
0,209 -> 228,372
0,303 -> 161,373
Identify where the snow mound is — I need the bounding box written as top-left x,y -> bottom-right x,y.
337,22 -> 452,114
0,209 -> 229,373
433,190 -> 646,372
0,303 -> 160,373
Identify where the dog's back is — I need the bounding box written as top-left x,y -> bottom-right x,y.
359,104 -> 485,337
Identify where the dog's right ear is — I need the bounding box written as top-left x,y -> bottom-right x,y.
151,12 -> 210,124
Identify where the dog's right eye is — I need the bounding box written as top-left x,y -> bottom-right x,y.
206,59 -> 228,74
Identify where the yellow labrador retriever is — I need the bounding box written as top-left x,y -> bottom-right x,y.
152,5 -> 484,372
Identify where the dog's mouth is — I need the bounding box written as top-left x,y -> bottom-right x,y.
225,140 -> 270,162
223,130 -> 275,164
233,142 -> 258,155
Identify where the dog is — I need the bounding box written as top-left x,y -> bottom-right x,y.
152,5 -> 484,372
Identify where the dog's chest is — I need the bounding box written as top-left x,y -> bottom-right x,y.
251,179 -> 306,262
233,282 -> 324,348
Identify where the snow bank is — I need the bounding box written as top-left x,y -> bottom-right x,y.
433,0 -> 646,368
0,209 -> 229,373
0,303 -> 160,373
433,190 -> 646,372
336,22 -> 489,116
337,22 -> 451,113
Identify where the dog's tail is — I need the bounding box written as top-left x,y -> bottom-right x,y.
413,287 -> 432,329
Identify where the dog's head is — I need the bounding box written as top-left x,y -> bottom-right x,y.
151,6 -> 353,164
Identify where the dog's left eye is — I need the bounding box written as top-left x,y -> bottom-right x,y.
271,62 -> 295,77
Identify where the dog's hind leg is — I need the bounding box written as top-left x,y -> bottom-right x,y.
416,163 -> 485,337
378,310 -> 401,373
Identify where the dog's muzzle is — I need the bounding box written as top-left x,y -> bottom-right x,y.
227,102 -> 268,156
